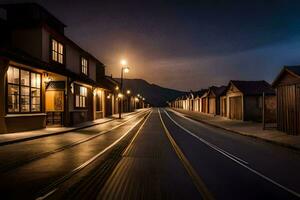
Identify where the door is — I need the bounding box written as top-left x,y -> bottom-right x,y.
209,97 -> 216,114
229,96 -> 242,120
221,98 -> 227,117
46,90 -> 64,126
202,98 -> 207,113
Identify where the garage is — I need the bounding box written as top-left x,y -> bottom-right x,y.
229,96 -> 242,120
273,66 -> 300,135
209,97 -> 216,114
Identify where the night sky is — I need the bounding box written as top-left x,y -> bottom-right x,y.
3,0 -> 300,91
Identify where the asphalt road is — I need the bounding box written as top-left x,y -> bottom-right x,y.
1,108 -> 300,200
0,110 -> 149,199
161,108 -> 300,200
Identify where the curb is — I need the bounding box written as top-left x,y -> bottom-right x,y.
0,110 -> 147,146
172,109 -> 300,152
0,118 -> 115,146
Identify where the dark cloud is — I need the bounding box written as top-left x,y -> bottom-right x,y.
2,0 -> 300,90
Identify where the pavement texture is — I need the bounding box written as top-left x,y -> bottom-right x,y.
0,111 -> 149,199
161,108 -> 300,199
98,109 -> 202,200
0,109 -> 147,145
1,108 -> 300,199
171,108 -> 300,151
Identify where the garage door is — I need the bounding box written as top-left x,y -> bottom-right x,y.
229,96 -> 242,120
209,98 -> 216,114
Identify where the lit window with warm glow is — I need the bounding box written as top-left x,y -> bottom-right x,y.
81,57 -> 88,75
7,66 -> 41,113
75,85 -> 87,108
51,39 -> 64,64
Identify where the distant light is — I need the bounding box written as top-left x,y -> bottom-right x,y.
118,93 -> 123,98
107,95 -> 111,99
115,86 -> 119,91
137,94 -> 140,97
142,98 -> 145,101
123,67 -> 129,73
126,90 -> 131,94
135,97 -> 139,102
120,59 -> 127,66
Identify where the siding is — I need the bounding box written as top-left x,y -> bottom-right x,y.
277,85 -> 298,135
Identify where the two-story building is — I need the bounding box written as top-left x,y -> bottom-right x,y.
0,3 -> 118,133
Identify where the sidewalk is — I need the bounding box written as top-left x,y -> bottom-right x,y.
170,108 -> 300,151
0,109 -> 146,146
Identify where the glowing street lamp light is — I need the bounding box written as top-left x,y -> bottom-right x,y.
119,59 -> 131,119
120,59 -> 127,66
123,67 -> 129,73
118,93 -> 123,98
126,90 -> 131,95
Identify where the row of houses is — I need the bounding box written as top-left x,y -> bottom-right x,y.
0,3 -> 145,134
170,67 -> 300,135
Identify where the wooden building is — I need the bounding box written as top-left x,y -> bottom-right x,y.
225,80 -> 275,121
0,3 -> 118,133
207,86 -> 227,115
200,91 -> 209,113
192,89 -> 207,112
273,66 -> 300,135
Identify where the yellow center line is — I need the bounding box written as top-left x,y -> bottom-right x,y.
122,110 -> 153,156
158,108 -> 214,200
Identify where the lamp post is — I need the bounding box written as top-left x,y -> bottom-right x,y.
126,89 -> 131,112
119,59 -> 129,119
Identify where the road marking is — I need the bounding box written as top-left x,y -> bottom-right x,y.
36,188 -> 57,200
122,110 -> 152,156
167,109 -> 249,165
0,110 -> 149,173
35,111 -> 151,200
158,109 -> 214,200
163,109 -> 300,198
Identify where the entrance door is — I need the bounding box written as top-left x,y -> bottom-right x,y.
202,98 -> 207,113
209,97 -> 216,114
46,90 -> 64,126
229,96 -> 242,120
221,98 -> 227,117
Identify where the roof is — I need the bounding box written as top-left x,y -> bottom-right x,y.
286,66 -> 300,76
0,3 -> 66,27
193,89 -> 208,98
1,3 -> 104,66
272,66 -> 300,86
230,80 -> 275,95
208,86 -> 227,97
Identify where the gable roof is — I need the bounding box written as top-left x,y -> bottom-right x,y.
193,89 -> 208,98
208,86 -> 227,97
272,66 -> 300,86
230,80 -> 275,95
286,66 -> 300,76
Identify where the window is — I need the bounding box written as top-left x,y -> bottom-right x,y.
75,85 -> 87,108
81,57 -> 88,75
7,66 -> 41,113
51,39 -> 64,64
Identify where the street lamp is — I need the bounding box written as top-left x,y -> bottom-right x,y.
126,90 -> 131,112
119,59 -> 130,119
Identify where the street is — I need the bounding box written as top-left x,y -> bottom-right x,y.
0,108 -> 300,200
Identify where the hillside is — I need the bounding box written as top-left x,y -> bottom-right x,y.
115,78 -> 186,107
